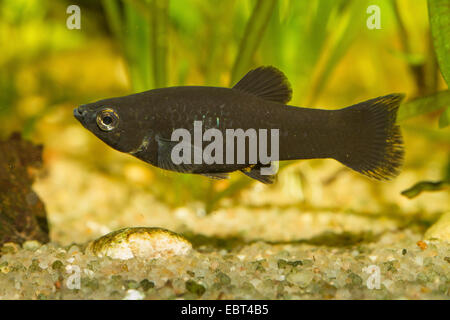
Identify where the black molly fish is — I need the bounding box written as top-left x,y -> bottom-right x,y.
74,66 -> 404,184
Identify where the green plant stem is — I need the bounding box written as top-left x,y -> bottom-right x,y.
101,0 -> 124,42
230,0 -> 277,85
391,0 -> 427,96
151,0 -> 169,88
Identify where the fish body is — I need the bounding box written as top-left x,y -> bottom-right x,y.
74,66 -> 404,183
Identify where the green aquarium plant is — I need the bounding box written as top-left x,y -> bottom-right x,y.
398,0 -> 450,199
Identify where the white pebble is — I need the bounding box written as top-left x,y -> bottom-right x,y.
123,289 -> 145,300
87,227 -> 192,260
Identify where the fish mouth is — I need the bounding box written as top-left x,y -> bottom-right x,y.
73,105 -> 88,122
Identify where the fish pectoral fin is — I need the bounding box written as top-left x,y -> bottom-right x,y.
241,164 -> 277,184
155,135 -> 199,173
199,173 -> 229,180
232,66 -> 292,104
156,136 -> 230,180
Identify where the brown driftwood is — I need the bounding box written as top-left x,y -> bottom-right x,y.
0,133 -> 49,245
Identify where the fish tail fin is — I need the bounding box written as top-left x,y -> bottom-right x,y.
334,94 -> 405,180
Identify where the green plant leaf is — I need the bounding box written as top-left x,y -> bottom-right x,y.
101,0 -> 123,42
230,0 -> 277,85
401,180 -> 449,199
397,90 -> 450,122
292,0 -> 342,100
102,0 -> 156,92
307,0 -> 367,104
124,2 -> 152,91
150,0 -> 169,88
428,0 -> 450,86
439,107 -> 450,128
403,124 -> 450,142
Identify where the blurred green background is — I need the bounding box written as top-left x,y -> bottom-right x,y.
0,0 -> 448,235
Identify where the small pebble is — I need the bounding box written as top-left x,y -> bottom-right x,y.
216,271 -> 231,285
1,242 -> 20,254
287,270 -> 315,288
123,289 -> 145,300
185,280 -> 206,296
416,241 -> 427,250
22,240 -> 41,251
51,260 -> 64,271
140,279 -> 155,291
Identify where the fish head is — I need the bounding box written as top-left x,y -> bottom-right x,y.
74,97 -> 149,153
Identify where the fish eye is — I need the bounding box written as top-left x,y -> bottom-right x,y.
102,116 -> 113,125
96,108 -> 119,131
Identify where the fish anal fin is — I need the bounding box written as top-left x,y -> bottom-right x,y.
200,173 -> 229,180
241,164 -> 276,184
232,66 -> 292,104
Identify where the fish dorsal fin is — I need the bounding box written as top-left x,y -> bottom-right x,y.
232,66 -> 292,104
